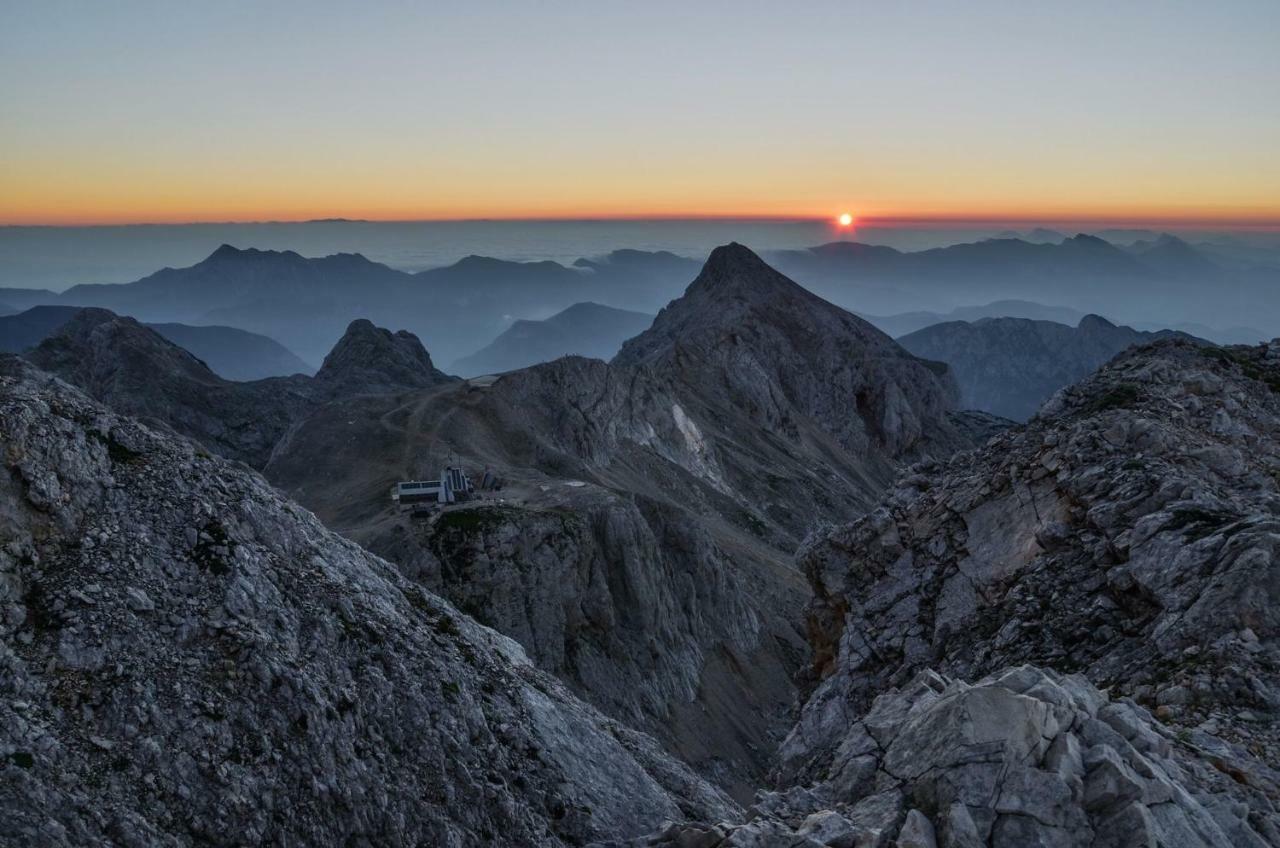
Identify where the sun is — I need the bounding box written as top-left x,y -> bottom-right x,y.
837,212 -> 854,227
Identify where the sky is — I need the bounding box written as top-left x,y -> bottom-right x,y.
2,0 -> 1279,226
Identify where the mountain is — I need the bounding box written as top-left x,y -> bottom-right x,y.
1126,233 -> 1221,276
0,356 -> 739,846
142,322 -> 312,380
994,227 -> 1066,243
861,299 -> 1090,337
897,314 -> 1192,420
262,244 -> 980,799
571,249 -> 703,313
313,317 -> 454,392
53,245 -> 695,367
769,233 -> 1280,335
0,287 -> 59,312
1,305 -> 313,381
450,302 -> 654,376
635,336 -> 1280,846
23,311 -> 447,467
24,309 -> 316,467
614,243 -> 962,459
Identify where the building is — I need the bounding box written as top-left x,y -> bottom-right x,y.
392,466 -> 475,509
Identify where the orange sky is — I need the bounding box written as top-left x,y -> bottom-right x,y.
3,3 -> 1278,228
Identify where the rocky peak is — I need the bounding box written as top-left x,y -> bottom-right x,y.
27,306 -> 221,388
197,244 -> 304,266
615,243 -> 961,459
1075,313 -> 1117,331
315,318 -> 453,393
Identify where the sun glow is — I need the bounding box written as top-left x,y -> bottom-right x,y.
838,212 -> 854,227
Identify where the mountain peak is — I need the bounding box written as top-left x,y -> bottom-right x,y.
198,244 -> 303,265
614,245 -> 960,457
698,241 -> 774,279
208,243 -> 243,260
1077,313 -> 1118,331
315,319 -> 453,392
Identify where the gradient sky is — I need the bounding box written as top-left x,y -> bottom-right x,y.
2,1 -> 1278,225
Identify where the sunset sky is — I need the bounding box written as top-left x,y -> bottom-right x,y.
2,1 -> 1278,226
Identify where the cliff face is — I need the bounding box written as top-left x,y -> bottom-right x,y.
0,357 -> 739,847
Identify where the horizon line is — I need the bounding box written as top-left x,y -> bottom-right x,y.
4,213 -> 1280,230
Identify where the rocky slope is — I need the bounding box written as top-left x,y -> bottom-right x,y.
897,314 -> 1187,420
23,311 -> 448,467
612,337 -> 1280,846
451,302 -> 654,377
614,665 -> 1279,847
0,357 -> 739,846
0,305 -> 313,381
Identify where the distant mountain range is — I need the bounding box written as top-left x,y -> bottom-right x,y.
769,233 -> 1280,336
1,232 -> 1274,371
897,314 -> 1193,420
450,301 -> 653,376
0,305 -> 312,380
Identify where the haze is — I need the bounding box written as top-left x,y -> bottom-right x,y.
3,0 -> 1279,226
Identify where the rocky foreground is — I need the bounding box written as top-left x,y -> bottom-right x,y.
617,339 -> 1280,846
0,358 -> 737,846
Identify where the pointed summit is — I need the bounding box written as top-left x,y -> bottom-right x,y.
614,244 -> 960,458
684,242 -> 805,302
315,319 -> 454,393
207,243 -> 244,260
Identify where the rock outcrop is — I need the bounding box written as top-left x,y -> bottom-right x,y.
0,357 -> 738,846
791,338 -> 1280,773
615,666 -> 1279,847
897,313 -> 1189,420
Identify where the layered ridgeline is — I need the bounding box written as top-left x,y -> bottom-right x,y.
897,314 -> 1190,420
450,302 -> 654,377
626,338 -> 1280,846
0,358 -> 739,845
44,245 -> 699,366
0,305 -> 312,381
769,233 -> 1280,339
12,230 -> 1273,372
20,244 -> 975,800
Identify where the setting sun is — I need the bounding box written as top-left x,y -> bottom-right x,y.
838,212 -> 854,227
